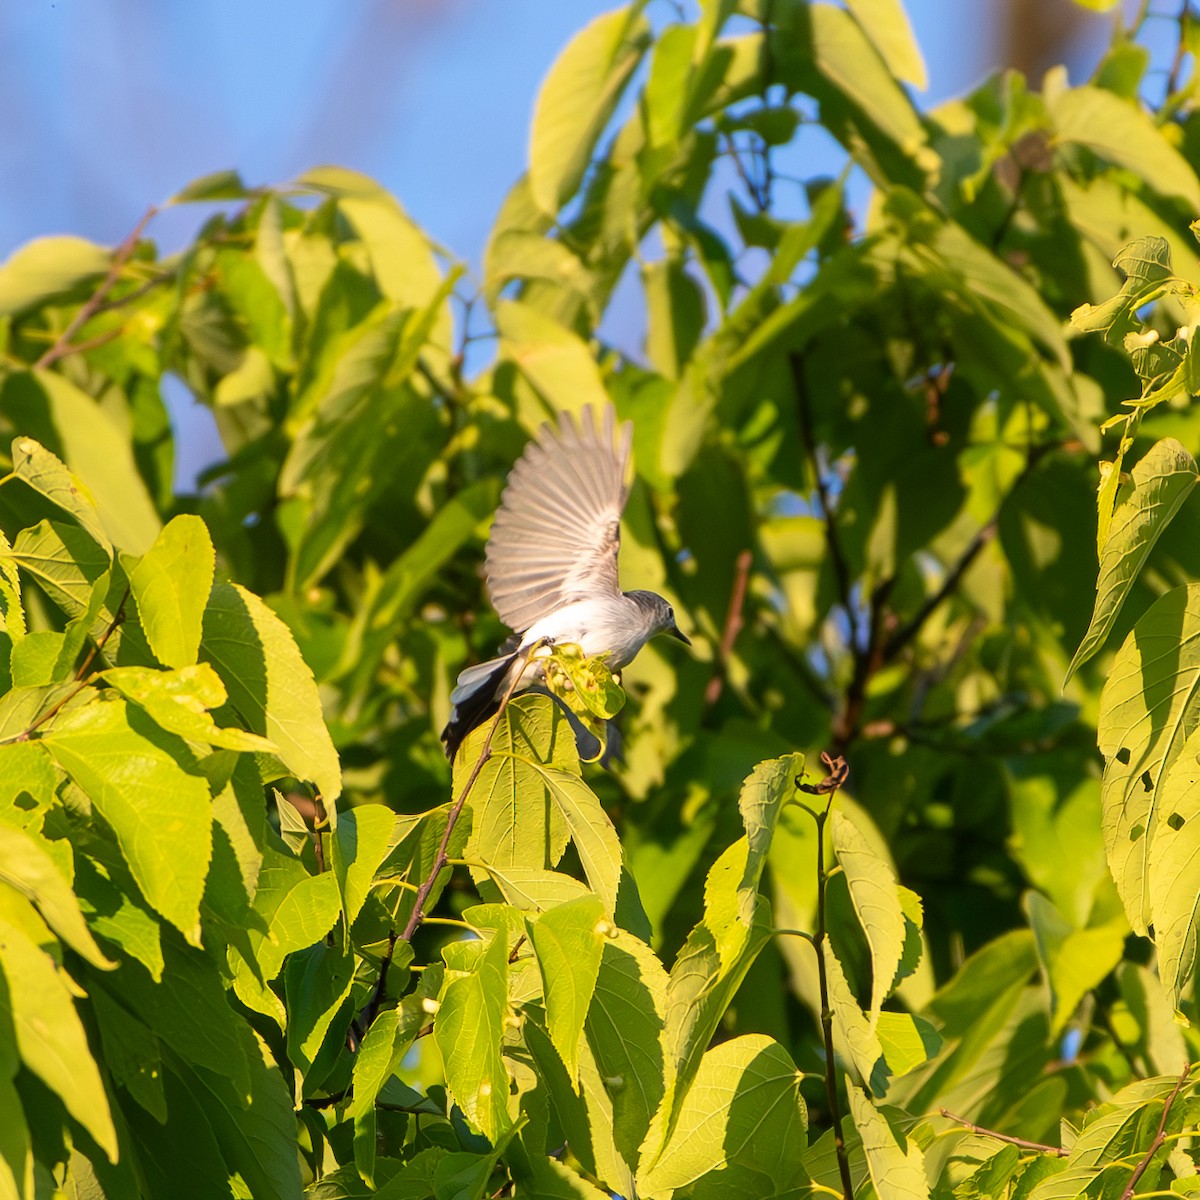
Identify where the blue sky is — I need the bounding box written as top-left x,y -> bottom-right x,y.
0,1 -> 1131,485
0,0 -> 1113,268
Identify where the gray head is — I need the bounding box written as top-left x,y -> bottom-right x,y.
625,590 -> 691,645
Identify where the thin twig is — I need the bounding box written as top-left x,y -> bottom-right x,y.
833,578 -> 894,755
795,751 -> 855,1200
705,548 -> 752,707
1119,1064 -> 1193,1200
883,523 -> 995,664
354,640 -> 546,1041
882,440 -> 1063,667
938,1109 -> 1068,1158
36,206 -> 157,370
74,587 -> 129,680
311,795 -> 328,875
791,355 -> 859,651
7,589 -> 130,744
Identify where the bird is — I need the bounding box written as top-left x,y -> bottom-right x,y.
441,405 -> 690,760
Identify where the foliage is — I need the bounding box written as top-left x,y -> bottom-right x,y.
6,0 -> 1200,1196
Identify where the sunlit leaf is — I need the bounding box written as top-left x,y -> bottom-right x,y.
129,514 -> 215,669
1067,438 -> 1198,681
529,5 -> 652,214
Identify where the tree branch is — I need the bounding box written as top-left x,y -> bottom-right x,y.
790,355 -> 859,650
353,640 -> 546,1040
938,1109 -> 1068,1157
36,206 -> 157,370
796,751 -> 855,1200
705,548 -> 752,707
1119,1064 -> 1193,1200
882,522 -> 995,665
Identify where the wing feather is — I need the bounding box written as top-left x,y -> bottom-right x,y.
485,405 -> 632,632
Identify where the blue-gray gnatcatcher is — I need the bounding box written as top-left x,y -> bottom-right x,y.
441,406 -> 690,759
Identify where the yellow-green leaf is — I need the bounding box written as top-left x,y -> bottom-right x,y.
832,809 -> 907,1029
43,698 -> 213,945
1067,438 -> 1198,682
528,5 -> 652,214
201,581 -> 341,808
129,515 -> 215,669
637,1035 -> 808,1196
528,894 -> 608,1080
1098,584 -> 1200,934
0,916 -> 117,1160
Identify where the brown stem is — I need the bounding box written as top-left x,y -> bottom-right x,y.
7,589 -> 130,744
354,640 -> 546,1041
704,548 -> 753,707
1119,1064 -> 1193,1200
36,207 -> 157,370
311,795 -> 328,875
800,751 -> 855,1200
882,523 -> 995,665
881,440 -> 1063,669
833,578 -> 894,755
938,1109 -> 1068,1157
791,355 -> 859,653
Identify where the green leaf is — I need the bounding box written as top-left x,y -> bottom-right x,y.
297,166 -> 445,312
5,437 -> 113,554
231,844 -> 341,985
43,698 -> 213,945
643,842 -> 773,1167
0,235 -> 110,316
875,1012 -> 941,1079
1051,85 -> 1200,209
845,0 -> 927,88
528,5 -> 652,214
534,765 -> 623,917
129,514 -> 216,669
284,941 -> 356,1075
99,662 -> 275,753
0,823 -> 112,969
0,1074 -> 32,1198
332,802 -> 396,927
495,300 -> 611,415
1098,583 -> 1200,934
201,580 -> 341,807
824,941 -> 887,1095
184,1031 -> 303,1200
7,519 -> 111,623
807,3 -> 933,171
480,866 -> 591,912
167,169 -> 248,203
99,931 -> 255,1099
16,372 -> 160,555
1067,438 -> 1198,681
832,809 -> 907,1028
435,928 -> 512,1142
584,928 -> 669,1171
1147,726 -> 1200,1007
460,696 -> 574,884
637,1035 -> 808,1197
738,753 -> 805,902
528,894 -> 608,1079
0,915 -> 117,1160
1024,891 -> 1126,1037
90,983 -> 167,1121
846,1083 -> 930,1200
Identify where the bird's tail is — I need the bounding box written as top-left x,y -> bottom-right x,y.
440,650 -> 521,761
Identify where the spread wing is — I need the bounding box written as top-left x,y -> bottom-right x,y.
485,405 -> 633,633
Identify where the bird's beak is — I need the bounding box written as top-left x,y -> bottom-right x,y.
668,623 -> 691,646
